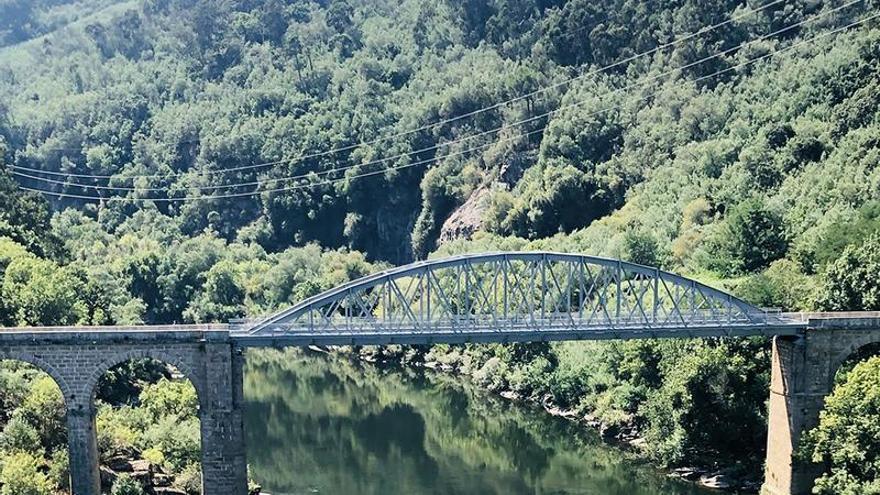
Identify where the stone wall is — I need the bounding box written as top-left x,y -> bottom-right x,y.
762,317 -> 880,495
0,329 -> 248,495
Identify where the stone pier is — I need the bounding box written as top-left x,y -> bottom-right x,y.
762,316 -> 880,495
0,327 -> 248,495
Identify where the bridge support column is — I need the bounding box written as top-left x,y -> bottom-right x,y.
762,334 -> 829,495
200,344 -> 249,495
67,402 -> 101,495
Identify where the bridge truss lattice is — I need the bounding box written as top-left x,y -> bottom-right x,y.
238,252 -> 802,346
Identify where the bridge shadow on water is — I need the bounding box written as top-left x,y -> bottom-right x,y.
241,349 -> 713,495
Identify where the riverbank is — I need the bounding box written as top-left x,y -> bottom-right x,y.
319,344 -> 763,493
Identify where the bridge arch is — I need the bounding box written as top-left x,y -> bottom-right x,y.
85,348 -> 206,410
828,329 -> 880,381
0,348 -> 73,401
245,251 -> 786,345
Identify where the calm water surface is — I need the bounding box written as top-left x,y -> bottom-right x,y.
243,350 -> 712,495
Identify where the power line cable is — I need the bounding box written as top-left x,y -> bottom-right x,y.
12,0 -> 784,179
11,0 -> 858,194
18,10 -> 878,203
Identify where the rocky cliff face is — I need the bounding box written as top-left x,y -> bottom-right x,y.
438,186 -> 492,245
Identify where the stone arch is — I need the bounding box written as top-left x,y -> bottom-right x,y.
0,349 -> 74,403
85,347 -> 209,494
828,329 -> 880,382
84,347 -> 206,411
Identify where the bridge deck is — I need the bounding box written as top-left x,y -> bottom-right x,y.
5,313 -> 880,347
0,320 -> 809,347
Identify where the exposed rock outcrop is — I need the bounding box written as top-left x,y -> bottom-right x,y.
438,186 -> 492,245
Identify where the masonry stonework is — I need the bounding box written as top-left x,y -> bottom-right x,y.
762,317 -> 880,495
0,329 -> 248,495
5,316 -> 880,495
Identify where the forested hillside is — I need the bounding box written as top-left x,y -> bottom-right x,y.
1,0 -> 880,493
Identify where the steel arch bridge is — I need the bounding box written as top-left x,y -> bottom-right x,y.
233,252 -> 804,346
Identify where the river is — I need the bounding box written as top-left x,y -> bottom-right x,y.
243,349 -> 713,495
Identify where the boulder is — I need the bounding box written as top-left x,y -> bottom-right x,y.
699,473 -> 733,489
129,459 -> 154,474
99,465 -> 118,489
153,473 -> 173,487
671,467 -> 703,481
107,456 -> 134,472
438,186 -> 491,245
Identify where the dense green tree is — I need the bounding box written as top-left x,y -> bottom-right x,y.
736,259 -> 814,311
706,198 -> 788,276
801,356 -> 880,494
817,233 -> 880,311
623,230 -> 664,267
0,255 -> 83,326
0,171 -> 59,258
0,452 -> 54,495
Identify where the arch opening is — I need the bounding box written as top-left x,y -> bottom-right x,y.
799,341 -> 880,495
0,357 -> 70,494
93,357 -> 203,495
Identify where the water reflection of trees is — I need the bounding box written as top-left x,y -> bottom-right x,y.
243,349 -> 708,495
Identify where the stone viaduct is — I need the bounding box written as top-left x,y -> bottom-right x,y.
0,327 -> 247,495
1,317 -> 878,495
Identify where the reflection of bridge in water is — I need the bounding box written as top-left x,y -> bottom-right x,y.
0,252 -> 875,495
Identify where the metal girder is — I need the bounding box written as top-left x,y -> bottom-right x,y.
239,251 -> 804,344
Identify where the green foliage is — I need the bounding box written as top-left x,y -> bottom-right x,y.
46,449 -> 69,492
623,231 -> 664,267
817,233 -> 880,311
0,0 -> 878,487
15,376 -> 66,451
0,255 -> 83,326
640,339 -> 770,466
705,198 -> 788,276
96,359 -> 170,406
141,416 -> 201,472
801,356 -> 880,494
0,452 -> 53,495
139,378 -> 198,422
736,259 -> 815,311
487,163 -> 608,239
0,172 -> 59,258
0,415 -> 41,454
176,463 -> 202,495
111,473 -> 145,495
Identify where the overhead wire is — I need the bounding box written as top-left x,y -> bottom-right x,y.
11,0 -> 860,195
10,0 -> 785,181
17,9 -> 878,203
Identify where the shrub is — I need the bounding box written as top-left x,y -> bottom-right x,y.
176,463 -> 202,495
0,415 -> 41,455
816,233 -> 880,311
800,356 -> 880,494
139,378 -> 199,421
0,452 -> 53,495
141,416 -> 201,472
706,198 -> 788,275
111,474 -> 145,495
